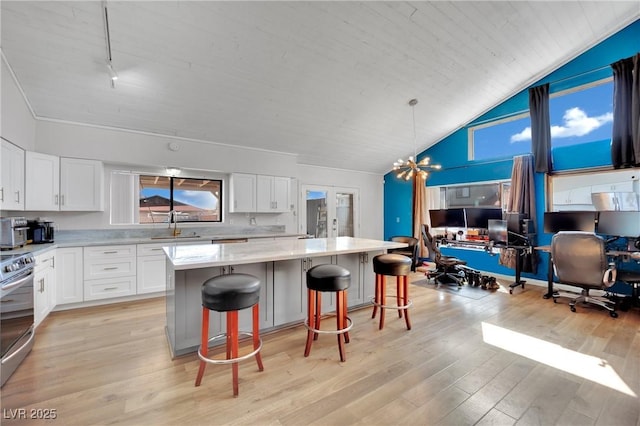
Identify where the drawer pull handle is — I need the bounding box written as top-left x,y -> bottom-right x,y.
1,299 -> 14,303
104,287 -> 118,291
103,267 -> 119,271
103,251 -> 118,254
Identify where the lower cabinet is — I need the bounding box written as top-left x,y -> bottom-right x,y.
136,244 -> 167,294
34,251 -> 56,327
56,247 -> 84,305
273,259 -> 305,326
83,245 -> 136,301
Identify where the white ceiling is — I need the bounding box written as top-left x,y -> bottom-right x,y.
2,1 -> 639,174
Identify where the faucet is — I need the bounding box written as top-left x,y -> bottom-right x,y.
168,210 -> 181,237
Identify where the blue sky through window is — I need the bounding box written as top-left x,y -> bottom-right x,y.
472,79 -> 613,161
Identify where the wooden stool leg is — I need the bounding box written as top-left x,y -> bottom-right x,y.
304,289 -> 315,357
195,307 -> 209,386
336,290 -> 346,362
396,276 -> 403,318
372,273 -> 380,319
379,275 -> 386,330
229,310 -> 239,397
402,276 -> 411,330
314,291 -> 322,340
252,303 -> 264,371
343,289 -> 350,343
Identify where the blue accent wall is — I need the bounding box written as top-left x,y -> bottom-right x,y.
384,19 -> 640,290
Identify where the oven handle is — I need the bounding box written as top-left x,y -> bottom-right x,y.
1,270 -> 34,292
1,328 -> 34,364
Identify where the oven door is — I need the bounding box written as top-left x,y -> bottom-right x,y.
1,270 -> 35,359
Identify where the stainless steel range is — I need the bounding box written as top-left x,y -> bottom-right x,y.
0,252 -> 35,387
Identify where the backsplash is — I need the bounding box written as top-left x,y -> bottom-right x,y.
55,225 -> 287,244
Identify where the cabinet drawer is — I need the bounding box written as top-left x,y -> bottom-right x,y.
84,276 -> 136,301
84,245 -> 136,259
84,258 -> 136,280
137,243 -> 167,257
34,253 -> 55,273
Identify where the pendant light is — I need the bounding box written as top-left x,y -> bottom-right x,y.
392,99 -> 441,180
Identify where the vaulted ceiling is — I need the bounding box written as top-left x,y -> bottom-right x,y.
2,1 -> 638,174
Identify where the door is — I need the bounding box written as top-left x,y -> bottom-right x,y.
300,185 -> 358,238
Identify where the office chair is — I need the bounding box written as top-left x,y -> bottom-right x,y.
421,224 -> 468,286
388,236 -> 419,272
551,231 -> 618,318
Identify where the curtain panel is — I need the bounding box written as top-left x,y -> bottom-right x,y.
611,54 -> 640,168
529,83 -> 552,173
412,173 -> 429,259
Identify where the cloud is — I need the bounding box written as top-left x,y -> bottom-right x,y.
510,107 -> 613,143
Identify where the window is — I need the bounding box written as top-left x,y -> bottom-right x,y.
469,113 -> 531,161
549,79 -> 613,149
139,175 -> 222,223
440,181 -> 510,211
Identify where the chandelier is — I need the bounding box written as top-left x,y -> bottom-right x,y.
392,99 -> 441,180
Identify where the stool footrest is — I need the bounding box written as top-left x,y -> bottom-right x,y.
198,332 -> 263,365
304,316 -> 353,335
371,295 -> 413,311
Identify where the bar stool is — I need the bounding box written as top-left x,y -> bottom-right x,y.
194,273 -> 264,397
304,264 -> 353,362
371,253 -> 412,330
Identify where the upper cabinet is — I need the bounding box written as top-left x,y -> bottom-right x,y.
0,139 -> 25,211
230,173 -> 290,213
256,175 -> 290,213
25,152 -> 104,211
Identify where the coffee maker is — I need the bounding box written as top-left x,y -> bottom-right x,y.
27,220 -> 55,244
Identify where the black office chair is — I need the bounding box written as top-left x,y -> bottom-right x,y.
388,236 -> 419,272
421,224 -> 467,286
551,231 -> 618,318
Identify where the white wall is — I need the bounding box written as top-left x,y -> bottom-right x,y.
1,58 -> 36,150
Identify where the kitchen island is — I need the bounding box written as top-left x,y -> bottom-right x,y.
164,237 -> 406,357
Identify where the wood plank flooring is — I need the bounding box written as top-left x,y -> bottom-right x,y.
2,274 -> 639,425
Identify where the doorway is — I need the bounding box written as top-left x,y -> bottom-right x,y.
300,185 -> 359,238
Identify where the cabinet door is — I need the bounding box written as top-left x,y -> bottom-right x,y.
56,247 -> 84,305
230,262 -> 273,330
336,253 -> 363,306
229,173 -> 256,212
304,256 -> 335,314
25,151 -> 60,211
0,140 -> 25,210
256,175 -> 273,212
271,176 -> 290,212
34,252 -> 56,327
137,255 -> 167,294
273,259 -> 305,326
60,157 -> 104,211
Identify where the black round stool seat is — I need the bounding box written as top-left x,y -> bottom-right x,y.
202,273 -> 261,312
307,264 -> 351,292
373,253 -> 412,276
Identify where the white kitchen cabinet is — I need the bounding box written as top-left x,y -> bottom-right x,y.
0,139 -> 25,210
273,259 -> 306,326
136,243 -> 167,294
229,173 -> 256,213
34,251 -> 56,327
25,151 -> 60,211
228,262 -> 273,330
55,247 -> 84,305
60,157 -> 104,211
25,152 -> 104,211
257,175 -> 290,213
83,245 -> 136,301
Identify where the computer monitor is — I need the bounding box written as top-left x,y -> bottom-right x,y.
596,211 -> 640,237
464,208 -> 503,229
428,208 -> 466,228
488,219 -> 508,245
543,211 -> 598,233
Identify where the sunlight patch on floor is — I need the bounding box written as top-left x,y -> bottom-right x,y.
481,322 -> 636,397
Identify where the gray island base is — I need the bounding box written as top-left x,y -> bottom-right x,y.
163,237 -> 407,357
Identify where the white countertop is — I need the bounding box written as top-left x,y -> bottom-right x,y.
164,237 -> 407,270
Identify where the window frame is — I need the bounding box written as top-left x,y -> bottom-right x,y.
468,111 -> 532,162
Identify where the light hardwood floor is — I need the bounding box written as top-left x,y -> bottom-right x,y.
2,274 -> 639,426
